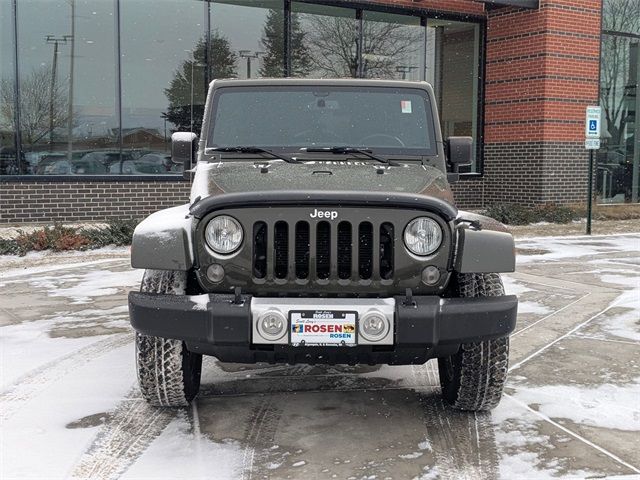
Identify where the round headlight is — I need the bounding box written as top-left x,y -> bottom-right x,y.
404,217 -> 442,256
205,215 -> 243,254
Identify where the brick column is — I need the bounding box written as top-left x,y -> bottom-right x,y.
480,0 -> 601,207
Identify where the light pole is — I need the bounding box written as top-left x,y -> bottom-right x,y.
185,49 -> 206,133
45,34 -> 71,146
67,0 -> 75,162
238,50 -> 264,79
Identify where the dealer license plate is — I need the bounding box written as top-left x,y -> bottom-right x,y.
290,310 -> 357,347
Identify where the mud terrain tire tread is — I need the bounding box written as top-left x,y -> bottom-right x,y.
135,270 -> 202,407
438,273 -> 509,411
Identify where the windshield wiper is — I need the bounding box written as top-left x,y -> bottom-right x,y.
205,146 -> 301,164
302,146 -> 400,166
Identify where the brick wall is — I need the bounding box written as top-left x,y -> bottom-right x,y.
367,0 -> 601,212
450,0 -> 601,209
0,180 -> 191,224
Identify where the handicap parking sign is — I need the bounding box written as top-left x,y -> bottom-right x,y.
585,106 -> 601,138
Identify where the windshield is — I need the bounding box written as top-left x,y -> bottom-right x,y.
207,85 -> 437,156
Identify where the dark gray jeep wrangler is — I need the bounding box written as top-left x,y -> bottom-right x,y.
128,79 -> 517,411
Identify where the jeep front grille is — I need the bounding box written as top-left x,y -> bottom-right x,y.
252,220 -> 395,282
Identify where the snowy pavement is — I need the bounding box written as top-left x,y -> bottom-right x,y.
1,235 -> 639,480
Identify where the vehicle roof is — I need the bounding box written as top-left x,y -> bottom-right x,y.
210,78 -> 434,91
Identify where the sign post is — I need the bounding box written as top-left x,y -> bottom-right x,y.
585,106 -> 601,235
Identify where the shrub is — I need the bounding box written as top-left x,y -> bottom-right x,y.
0,238 -> 21,255
481,204 -> 536,225
482,203 -> 580,225
80,218 -> 138,248
11,224 -> 90,255
1,218 -> 139,256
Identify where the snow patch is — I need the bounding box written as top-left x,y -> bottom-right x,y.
30,269 -> 143,304
510,379 -> 640,431
516,235 -> 640,265
191,295 -> 210,311
501,275 -> 534,296
518,301 -> 552,315
122,412 -> 243,480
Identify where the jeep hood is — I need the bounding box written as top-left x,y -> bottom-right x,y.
191,161 -> 454,205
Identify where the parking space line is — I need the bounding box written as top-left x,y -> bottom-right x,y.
509,301 -> 618,372
512,294 -> 590,337
504,394 -> 640,474
507,276 -> 581,293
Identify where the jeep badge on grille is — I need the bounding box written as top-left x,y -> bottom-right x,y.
310,209 -> 338,220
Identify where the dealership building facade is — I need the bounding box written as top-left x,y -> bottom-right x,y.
0,0 -> 638,224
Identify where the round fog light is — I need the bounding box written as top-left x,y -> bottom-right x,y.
360,311 -> 390,342
257,310 -> 287,341
206,264 -> 225,283
421,266 -> 441,285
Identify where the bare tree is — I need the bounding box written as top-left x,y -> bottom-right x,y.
0,65 -> 70,146
302,15 -> 422,78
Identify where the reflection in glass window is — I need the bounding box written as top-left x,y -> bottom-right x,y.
0,1 -> 483,177
14,0 -> 117,175
211,1 -> 284,80
0,1 -> 20,174
362,12 -> 424,81
427,19 -> 480,172
292,3 -> 357,78
121,0 -> 204,174
598,34 -> 639,203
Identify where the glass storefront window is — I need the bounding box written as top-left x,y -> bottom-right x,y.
427,19 -> 480,172
0,1 -> 482,176
0,0 -> 19,174
598,0 -> 640,203
121,0 -> 204,174
292,3 -> 357,78
16,0 -> 118,176
362,12 -> 424,81
211,1 -> 284,79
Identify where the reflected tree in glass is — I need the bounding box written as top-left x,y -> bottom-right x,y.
260,10 -> 311,77
303,16 -> 421,78
601,0 -> 640,149
600,0 -> 640,201
361,20 -> 422,79
0,65 -> 70,147
164,31 -> 237,132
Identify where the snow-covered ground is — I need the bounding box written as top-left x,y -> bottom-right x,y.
1,236 -> 639,480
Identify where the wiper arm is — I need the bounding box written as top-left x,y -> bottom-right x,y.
302,146 -> 400,166
205,146 -> 301,164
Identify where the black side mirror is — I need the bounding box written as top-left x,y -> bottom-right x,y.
171,132 -> 198,180
446,136 -> 473,170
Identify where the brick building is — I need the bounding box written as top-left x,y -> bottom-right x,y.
1,0 -> 638,224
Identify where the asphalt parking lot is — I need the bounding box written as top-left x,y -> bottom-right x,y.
1,233 -> 639,480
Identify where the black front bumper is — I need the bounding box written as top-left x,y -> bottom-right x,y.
128,292 -> 517,365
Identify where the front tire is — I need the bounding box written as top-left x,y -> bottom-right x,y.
438,273 -> 510,411
135,270 -> 202,407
